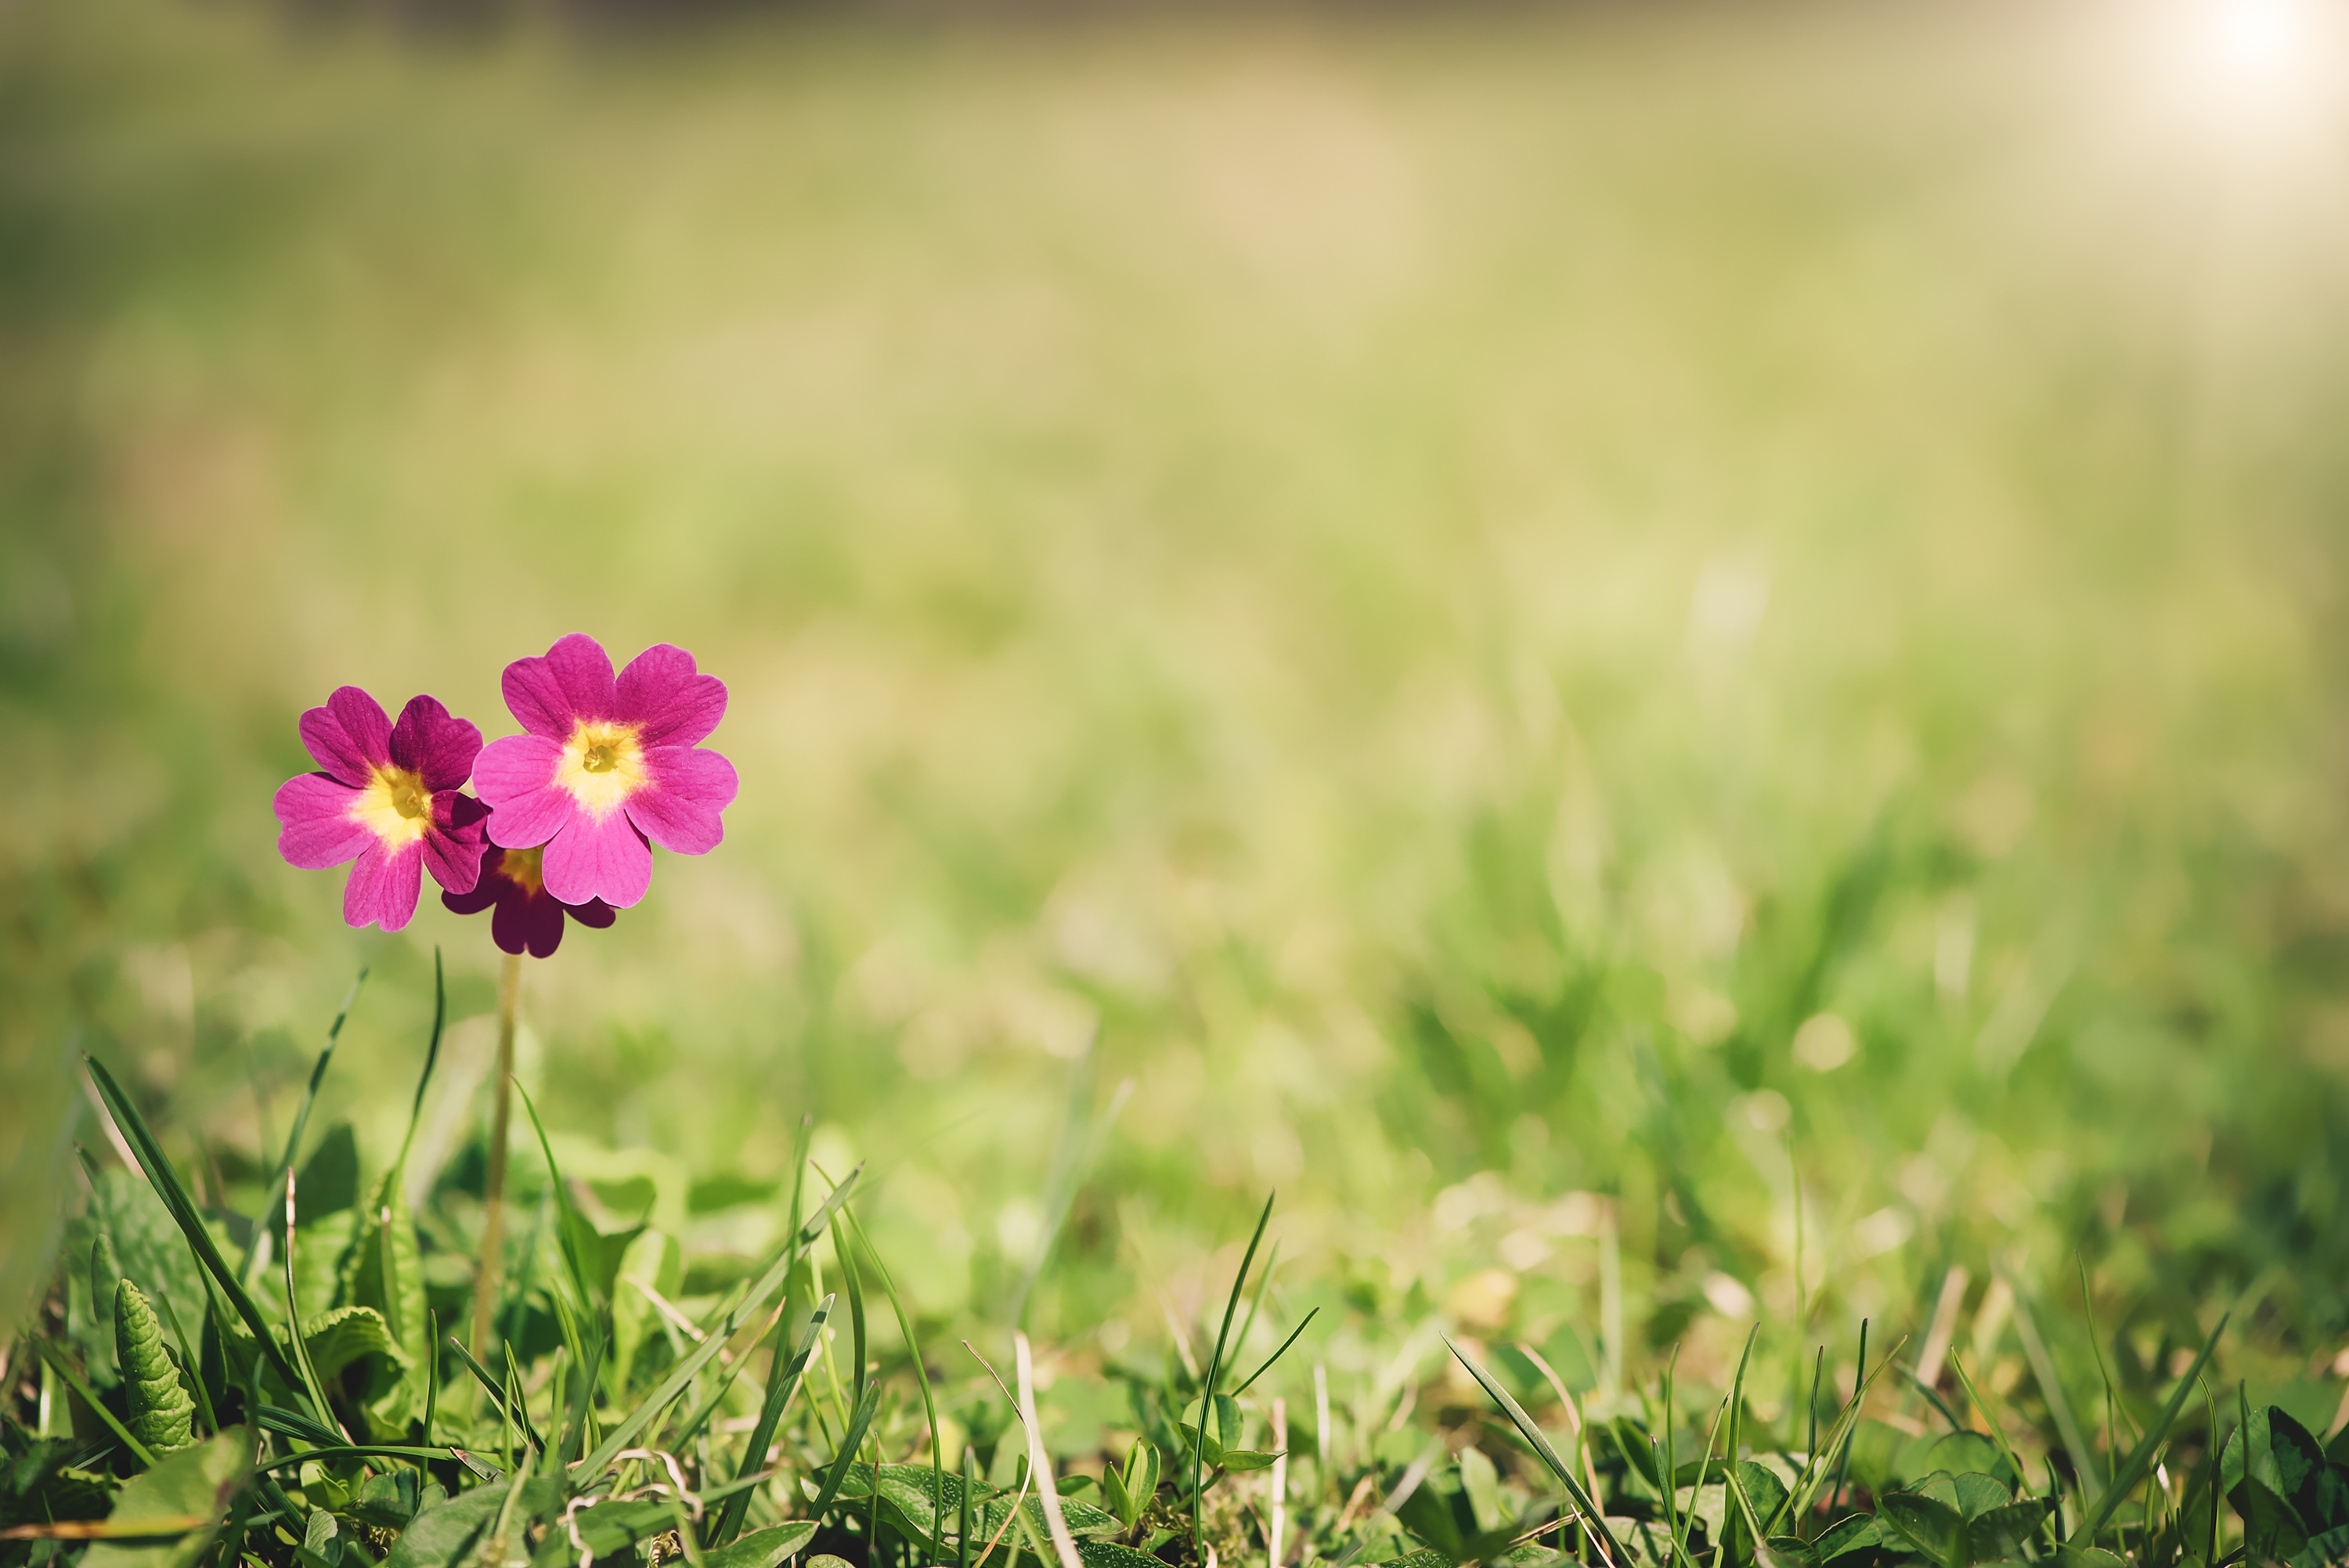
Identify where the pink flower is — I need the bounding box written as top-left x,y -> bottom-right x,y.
442,843 -> 616,958
471,634 -> 737,908
273,687 -> 489,932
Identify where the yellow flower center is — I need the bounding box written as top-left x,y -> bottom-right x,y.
349,764 -> 434,850
497,844 -> 546,897
554,719 -> 648,820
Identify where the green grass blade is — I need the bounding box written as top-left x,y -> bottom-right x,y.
1229,1307 -> 1319,1397
848,1206 -> 946,1542
33,1337 -> 158,1468
2066,1315 -> 2225,1548
83,1053 -> 317,1415
1190,1192 -> 1273,1552
2011,1282 -> 2104,1506
1445,1334 -> 1631,1568
806,1379 -> 883,1525
446,1335 -> 543,1452
834,1210 -> 868,1408
713,1293 -> 835,1545
577,1169 -> 858,1483
513,1078 -> 601,1314
239,969 -> 364,1282
1786,1333 -> 1904,1524
395,950 -> 445,1173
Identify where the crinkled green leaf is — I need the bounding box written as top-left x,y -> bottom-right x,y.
115,1281 -> 196,1456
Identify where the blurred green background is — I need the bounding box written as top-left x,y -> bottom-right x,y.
6,0 -> 2349,1420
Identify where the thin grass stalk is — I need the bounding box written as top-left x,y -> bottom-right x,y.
1193,1194 -> 1276,1556
471,950 -> 523,1357
1015,1332 -> 1084,1568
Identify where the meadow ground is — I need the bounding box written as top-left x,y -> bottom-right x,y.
5,0 -> 2349,1546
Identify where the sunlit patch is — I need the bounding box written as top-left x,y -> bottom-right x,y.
348,763 -> 433,850
554,719 -> 649,819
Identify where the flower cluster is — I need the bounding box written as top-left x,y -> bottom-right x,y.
272,635 -> 736,956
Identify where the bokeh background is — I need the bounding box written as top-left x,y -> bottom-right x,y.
8,0 -> 2349,1434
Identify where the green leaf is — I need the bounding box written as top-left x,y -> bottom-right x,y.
702,1522 -> 820,1568
341,1171 -> 428,1419
1952,1472 -> 2013,1521
1966,1498 -> 2055,1563
1813,1515 -> 1879,1561
1878,1490 -> 1966,1568
2233,1476 -> 2310,1564
1075,1542 -> 1168,1568
115,1282 -> 196,1456
381,1479 -> 559,1568
83,1428 -> 251,1568
1217,1450 -> 1281,1474
1927,1436 -> 2015,1494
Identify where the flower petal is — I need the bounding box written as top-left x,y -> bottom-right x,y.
616,643 -> 728,748
275,773 -> 373,869
542,810 -> 653,908
474,727 -> 566,816
298,687 -> 391,787
389,695 -> 484,792
442,861 -> 500,916
522,892 -> 568,958
626,746 -> 736,856
566,899 -> 617,930
344,840 -> 423,932
503,633 -> 617,740
489,887 -> 535,956
423,791 -> 489,893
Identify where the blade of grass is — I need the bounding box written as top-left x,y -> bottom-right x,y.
1444,1334 -> 1629,1568
713,1294 -> 835,1545
2011,1281 -> 2104,1507
1831,1321 -> 1866,1515
83,1054 -> 316,1415
1785,1334 -> 1905,1525
806,1379 -> 882,1526
280,1170 -> 350,1441
513,1080 -> 599,1314
239,969 -> 365,1284
576,1165 -> 861,1483
150,1284 -> 217,1439
709,1119 -> 814,1545
832,1210 -> 868,1408
1016,1332 -> 1084,1568
1946,1350 -> 2029,1487
2066,1315 -> 2225,1548
1193,1193 -> 1276,1554
446,1336 -> 543,1453
1230,1307 -> 1319,1397
31,1339 -> 157,1468
847,1205 -> 945,1543
393,950 -> 445,1174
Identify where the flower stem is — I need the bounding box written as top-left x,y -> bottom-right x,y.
470,949 -> 523,1358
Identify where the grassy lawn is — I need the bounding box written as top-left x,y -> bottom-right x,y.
5,0 -> 2349,1535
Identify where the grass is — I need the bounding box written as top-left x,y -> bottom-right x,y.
5,0 -> 2349,1563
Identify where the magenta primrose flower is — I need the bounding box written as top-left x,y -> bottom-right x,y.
472,634 -> 736,908
274,687 -> 489,931
442,843 -> 616,958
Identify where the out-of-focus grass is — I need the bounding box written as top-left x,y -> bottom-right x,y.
5,0 -> 2349,1415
